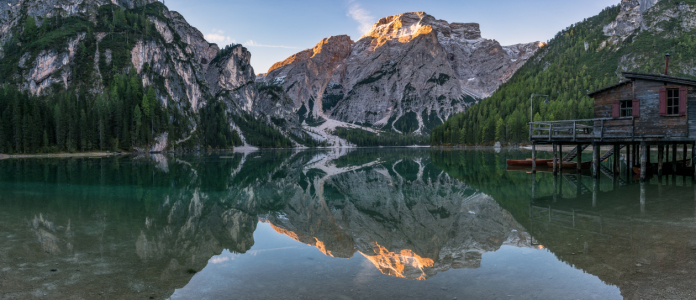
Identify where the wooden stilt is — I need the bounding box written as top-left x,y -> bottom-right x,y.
532,173 -> 536,199
684,144 -> 688,164
641,142 -> 647,182
577,144 -> 582,172
553,174 -> 558,202
627,144 -> 632,170
640,182 -> 646,214
592,143 -> 600,179
693,143 -> 696,181
559,144 -> 563,173
553,143 -> 558,175
658,144 -> 664,177
532,142 -> 537,173
633,144 -> 638,168
673,143 -> 678,173
613,144 -> 619,175
626,144 -> 631,180
592,178 -> 598,208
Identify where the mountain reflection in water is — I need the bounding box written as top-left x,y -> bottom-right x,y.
0,149 -> 691,299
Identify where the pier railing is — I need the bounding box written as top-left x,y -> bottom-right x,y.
529,117 -> 636,142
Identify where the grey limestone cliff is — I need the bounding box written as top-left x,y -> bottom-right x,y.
260,12 -> 540,133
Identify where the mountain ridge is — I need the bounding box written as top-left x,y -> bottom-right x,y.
431,0 -> 696,146
259,11 -> 540,135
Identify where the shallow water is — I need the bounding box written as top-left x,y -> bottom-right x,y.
0,148 -> 694,299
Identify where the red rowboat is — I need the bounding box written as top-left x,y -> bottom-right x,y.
506,158 -> 553,166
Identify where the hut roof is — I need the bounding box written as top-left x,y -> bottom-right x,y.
588,72 -> 696,97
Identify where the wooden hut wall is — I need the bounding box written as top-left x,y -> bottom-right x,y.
593,82 -> 633,136
593,79 -> 692,138
688,88 -> 696,139
633,79 -> 689,137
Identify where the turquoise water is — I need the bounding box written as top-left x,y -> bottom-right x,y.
0,149 -> 694,299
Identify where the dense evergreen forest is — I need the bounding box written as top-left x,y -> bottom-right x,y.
0,2 -> 295,153
333,127 -> 429,147
431,0 -> 696,146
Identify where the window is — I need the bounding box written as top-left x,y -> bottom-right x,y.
667,88 -> 680,115
620,100 -> 632,117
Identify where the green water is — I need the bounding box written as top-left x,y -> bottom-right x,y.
0,148 -> 694,299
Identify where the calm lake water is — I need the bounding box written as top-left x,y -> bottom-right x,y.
1,148 -> 695,299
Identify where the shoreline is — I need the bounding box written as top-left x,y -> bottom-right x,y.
0,152 -> 118,160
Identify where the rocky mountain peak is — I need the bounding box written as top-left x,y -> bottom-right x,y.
361,12 -> 483,50
261,12 -> 540,135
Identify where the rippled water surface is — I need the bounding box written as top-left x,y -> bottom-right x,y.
1,149 -> 695,299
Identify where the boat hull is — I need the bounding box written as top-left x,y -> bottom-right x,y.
506,159 -> 553,166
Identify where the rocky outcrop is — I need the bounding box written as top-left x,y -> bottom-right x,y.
603,0 -> 659,40
260,12 -> 540,133
0,0 -> 304,150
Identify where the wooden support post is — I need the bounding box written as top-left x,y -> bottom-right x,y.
641,142 -> 647,182
673,143 -> 678,173
658,144 -> 664,177
532,142 -> 537,173
553,174 -> 558,202
577,144 -> 582,172
592,178 -> 599,208
633,144 -> 638,168
684,144 -> 688,164
626,144 -> 631,170
592,143 -> 600,179
626,144 -> 631,180
532,173 -> 537,199
553,143 -> 558,175
559,144 -> 563,173
613,144 -> 619,175
693,143 -> 696,181
640,182 -> 646,214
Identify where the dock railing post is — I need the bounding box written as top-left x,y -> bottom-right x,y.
641,142 -> 647,182
573,122 -> 577,141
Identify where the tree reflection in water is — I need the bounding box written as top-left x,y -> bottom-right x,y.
0,149 -> 690,299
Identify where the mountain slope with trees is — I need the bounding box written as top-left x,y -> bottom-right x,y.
0,0 -> 302,153
431,0 -> 696,146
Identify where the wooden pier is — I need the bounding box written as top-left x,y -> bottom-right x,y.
529,71 -> 696,182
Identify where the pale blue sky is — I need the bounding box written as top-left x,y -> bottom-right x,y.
160,0 -> 619,74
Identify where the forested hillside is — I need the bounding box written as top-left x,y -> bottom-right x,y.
0,2 -> 297,153
431,0 -> 696,146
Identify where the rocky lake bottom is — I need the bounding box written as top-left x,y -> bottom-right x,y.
0,148 -> 694,299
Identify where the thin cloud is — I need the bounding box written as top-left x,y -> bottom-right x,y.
205,29 -> 236,45
347,0 -> 375,34
243,40 -> 299,49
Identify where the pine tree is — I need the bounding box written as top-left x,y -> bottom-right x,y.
23,16 -> 37,42
134,105 -> 142,145
54,104 -> 63,150
80,109 -> 87,152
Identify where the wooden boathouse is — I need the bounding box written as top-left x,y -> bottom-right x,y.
529,59 -> 696,182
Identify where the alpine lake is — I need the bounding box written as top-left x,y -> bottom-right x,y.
1,148 -> 695,300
